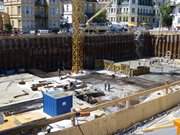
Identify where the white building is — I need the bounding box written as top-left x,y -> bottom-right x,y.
63,0 -> 73,23
171,0 -> 180,30
47,0 -> 63,29
63,0 -> 97,24
107,0 -> 155,27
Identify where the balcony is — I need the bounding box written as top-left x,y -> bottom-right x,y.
35,0 -> 47,6
138,12 -> 155,16
35,14 -> 47,18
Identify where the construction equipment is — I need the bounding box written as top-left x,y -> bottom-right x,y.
143,118 -> 180,135
174,119 -> 180,135
85,1 -> 112,26
76,111 -> 90,117
72,0 -> 112,73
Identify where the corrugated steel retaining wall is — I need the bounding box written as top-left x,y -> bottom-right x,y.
0,33 -> 137,71
0,33 -> 179,72
152,34 -> 180,59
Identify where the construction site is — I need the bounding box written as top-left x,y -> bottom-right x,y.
1,0 -> 180,135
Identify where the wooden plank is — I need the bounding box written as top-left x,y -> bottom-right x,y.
0,111 -> 46,132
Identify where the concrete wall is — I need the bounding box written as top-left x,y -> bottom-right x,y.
49,90 -> 180,135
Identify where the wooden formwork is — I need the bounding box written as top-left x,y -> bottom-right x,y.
49,90 -> 180,135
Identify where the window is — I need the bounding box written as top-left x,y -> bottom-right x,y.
131,17 -> 135,22
17,6 -> 21,15
18,20 -> 21,27
26,7 -> 29,15
118,17 -> 121,22
178,18 -> 180,24
111,8 -> 113,13
50,0 -> 56,4
132,0 -> 135,4
132,8 -> 135,13
66,5 -> 69,12
6,7 -> 9,14
126,17 -> 128,22
11,20 -> 14,26
123,17 -> 125,21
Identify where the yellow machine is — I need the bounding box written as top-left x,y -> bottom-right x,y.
143,118 -> 180,135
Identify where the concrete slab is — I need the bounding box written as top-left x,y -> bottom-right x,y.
0,73 -> 42,107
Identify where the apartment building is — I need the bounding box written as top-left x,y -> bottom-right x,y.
107,0 -> 155,27
63,0 -> 97,24
4,0 -> 63,32
47,0 -> 63,29
172,0 -> 180,30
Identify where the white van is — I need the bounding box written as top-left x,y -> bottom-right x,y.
37,30 -> 49,35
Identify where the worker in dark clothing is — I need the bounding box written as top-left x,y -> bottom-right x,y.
104,80 -> 107,91
107,83 -> 111,92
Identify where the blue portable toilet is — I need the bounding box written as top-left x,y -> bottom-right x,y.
43,90 -> 73,116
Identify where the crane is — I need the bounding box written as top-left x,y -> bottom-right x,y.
72,0 -> 112,73
72,0 -> 84,73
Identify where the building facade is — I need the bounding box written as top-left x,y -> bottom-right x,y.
107,0 -> 155,27
63,0 -> 97,24
47,0 -> 63,29
97,0 -> 111,9
4,0 -> 63,32
171,0 -> 180,30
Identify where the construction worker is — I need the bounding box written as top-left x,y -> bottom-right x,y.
104,80 -> 107,91
107,82 -> 111,92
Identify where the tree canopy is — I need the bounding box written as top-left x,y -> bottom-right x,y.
160,3 -> 173,27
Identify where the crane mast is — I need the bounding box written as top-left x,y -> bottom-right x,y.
71,0 -> 112,73
72,0 -> 84,73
